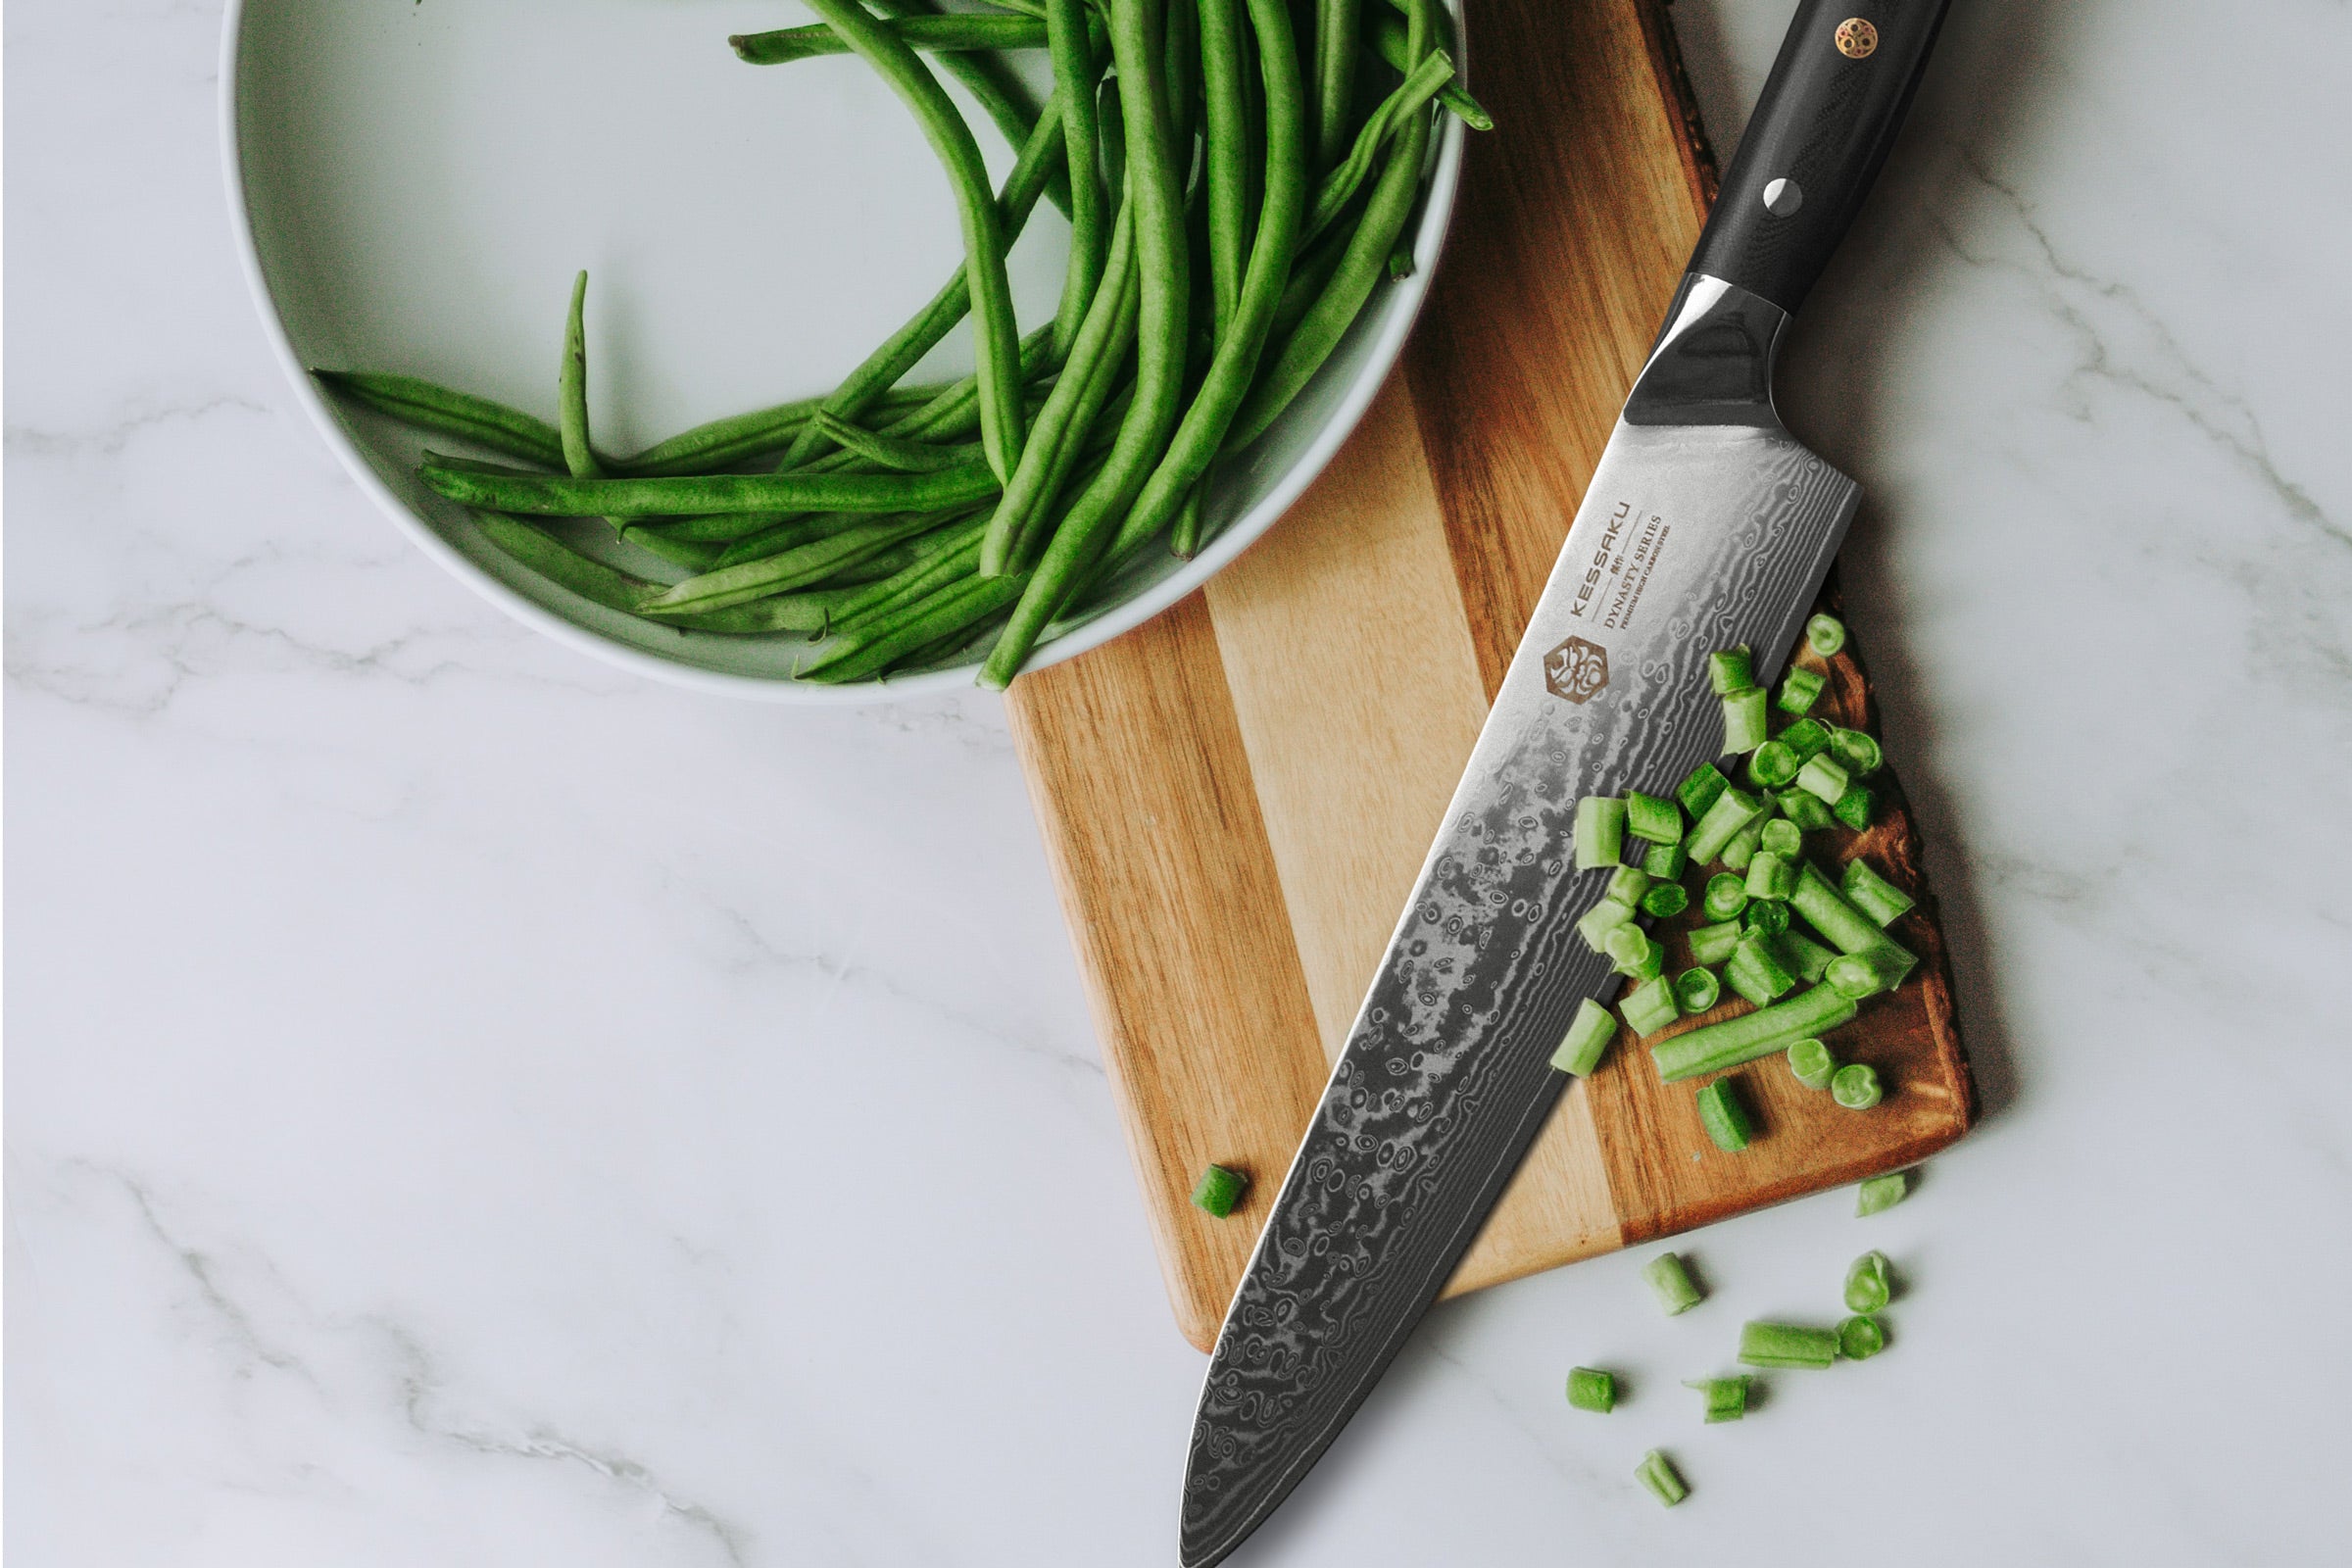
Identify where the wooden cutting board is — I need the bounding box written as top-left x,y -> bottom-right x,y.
1004,0 -> 1975,1350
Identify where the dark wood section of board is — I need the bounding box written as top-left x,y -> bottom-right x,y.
1406,0 -> 1720,699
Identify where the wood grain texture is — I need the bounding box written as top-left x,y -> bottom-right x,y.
1004,598 -> 1331,1346
1005,0 -> 1974,1350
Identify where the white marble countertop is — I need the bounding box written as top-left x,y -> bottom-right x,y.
11,2 -> 2352,1563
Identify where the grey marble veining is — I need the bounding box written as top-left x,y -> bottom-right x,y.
9,1 -> 2351,1563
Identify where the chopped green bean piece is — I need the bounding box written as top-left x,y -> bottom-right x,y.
1779,789 -> 1836,832
1622,977 -> 1681,1036
1684,1375 -> 1751,1423
1627,790 -> 1684,846
1688,919 -> 1742,966
1606,865 -> 1653,907
1708,646 -> 1753,696
1781,928 -> 1838,984
1856,1169 -> 1912,1216
1192,1163 -> 1250,1216
1839,1314 -> 1887,1359
1744,851 -> 1795,902
1778,666 -> 1826,714
1719,817 -> 1767,873
1651,983 -> 1860,1082
1827,948 -> 1911,1000
1550,998 -> 1620,1076
1788,1037 -> 1837,1090
1833,1062 -> 1884,1109
1726,934 -> 1796,1004
1834,785 -> 1877,831
1578,899 -> 1636,951
1796,754 -> 1851,806
1695,1077 -> 1758,1151
1576,795 -> 1627,870
1739,1320 -> 1839,1370
1741,899 -> 1790,940
1678,761 -> 1731,821
1566,1366 -> 1617,1413
1702,873 -> 1750,923
1747,739 -> 1801,790
1642,841 -> 1689,881
1831,726 -> 1884,775
1806,613 -> 1847,657
1687,787 -> 1766,863
1722,687 -> 1770,753
1760,818 -> 1803,858
1643,1251 -> 1703,1315
1792,862 -> 1916,965
1844,1250 -> 1892,1313
1637,1449 -> 1689,1507
1607,925 -> 1664,981
1778,716 -> 1833,762
1842,859 -> 1915,927
1642,882 -> 1690,919
1674,966 -> 1721,1013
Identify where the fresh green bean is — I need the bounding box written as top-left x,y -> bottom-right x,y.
670,522 -> 983,633
643,509 -> 965,616
652,590 -> 847,636
802,0 -> 1028,483
1370,11 -> 1491,130
1198,0 -> 1252,342
978,0 -> 1193,686
1169,474 -> 1208,559
708,505 -> 946,568
313,370 -> 566,468
1223,0 -> 1435,453
1303,51 -> 1452,242
1311,0 -> 1362,175
1046,0 -> 1110,359
416,457 -> 1001,518
811,412 -> 985,472
867,0 -> 1072,219
559,276 -> 596,483
618,525 -> 722,572
827,520 -> 991,639
730,15 -> 1048,66
992,205 -> 1144,571
610,384 -> 939,479
1107,0 -> 1309,565
561,271 -> 635,543
471,512 -> 656,613
802,569 -> 1030,682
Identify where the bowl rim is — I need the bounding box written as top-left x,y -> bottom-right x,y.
217,0 -> 1466,705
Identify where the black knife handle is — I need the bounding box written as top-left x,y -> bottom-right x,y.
1688,0 -> 1950,314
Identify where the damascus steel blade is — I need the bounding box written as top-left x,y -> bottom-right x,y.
1179,277 -> 1859,1568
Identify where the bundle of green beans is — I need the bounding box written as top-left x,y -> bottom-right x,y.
315,0 -> 1487,686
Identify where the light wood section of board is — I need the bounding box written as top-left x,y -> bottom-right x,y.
1201,373 -> 1627,1299
1200,375 -> 1486,1065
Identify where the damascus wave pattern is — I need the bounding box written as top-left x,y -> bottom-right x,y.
1179,420 -> 1860,1567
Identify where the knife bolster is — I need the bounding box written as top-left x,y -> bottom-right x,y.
1623,272 -> 1789,428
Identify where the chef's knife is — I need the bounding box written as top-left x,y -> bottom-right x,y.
1179,3 -> 1951,1560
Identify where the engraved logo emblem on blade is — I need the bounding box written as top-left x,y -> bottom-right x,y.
1836,19 -> 1879,59
1544,637 -> 1609,704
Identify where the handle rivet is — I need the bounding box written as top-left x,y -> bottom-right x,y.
1836,19 -> 1879,59
1762,177 -> 1804,218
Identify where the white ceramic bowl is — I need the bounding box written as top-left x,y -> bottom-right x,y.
221,0 -> 1464,702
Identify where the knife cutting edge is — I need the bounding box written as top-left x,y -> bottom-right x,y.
1178,4 -> 1953,1561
